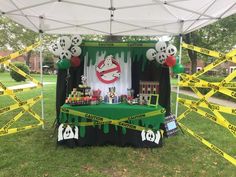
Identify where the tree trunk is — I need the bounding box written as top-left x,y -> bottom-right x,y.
184,33 -> 198,74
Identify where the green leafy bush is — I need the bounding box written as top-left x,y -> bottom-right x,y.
0,64 -> 5,73
10,62 -> 30,82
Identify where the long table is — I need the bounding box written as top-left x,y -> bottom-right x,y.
58,103 -> 165,148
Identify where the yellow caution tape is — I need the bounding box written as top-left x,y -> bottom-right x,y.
178,98 -> 236,116
0,123 -> 43,136
180,73 -> 236,100
178,122 -> 236,166
181,43 -> 236,77
0,95 -> 42,116
178,98 -> 236,137
177,43 -> 236,166
4,61 -> 43,87
61,107 -> 165,132
0,86 -> 40,96
1,109 -> 27,131
178,82 -> 236,88
0,41 -> 41,64
0,41 -> 44,137
78,109 -> 165,127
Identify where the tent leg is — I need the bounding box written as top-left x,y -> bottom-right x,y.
39,32 -> 45,129
175,34 -> 183,118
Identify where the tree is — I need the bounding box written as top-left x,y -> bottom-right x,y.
178,14 -> 236,74
0,16 -> 38,66
0,16 -> 58,68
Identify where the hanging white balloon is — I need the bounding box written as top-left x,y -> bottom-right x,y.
155,41 -> 167,53
70,46 -> 82,56
156,52 -> 167,64
166,44 -> 177,56
50,42 -> 62,56
59,36 -> 71,50
71,35 -> 83,46
59,50 -> 72,60
146,48 -> 157,61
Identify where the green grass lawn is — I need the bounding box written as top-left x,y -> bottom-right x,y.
0,73 -> 236,177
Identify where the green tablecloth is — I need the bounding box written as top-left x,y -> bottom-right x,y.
60,103 -> 165,137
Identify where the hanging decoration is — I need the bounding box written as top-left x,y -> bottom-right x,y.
146,40 -> 179,70
146,49 -> 157,61
172,63 -> 184,74
71,56 -> 81,67
49,35 -> 83,70
96,55 -> 121,84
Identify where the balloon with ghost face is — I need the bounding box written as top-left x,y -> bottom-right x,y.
71,35 -> 82,46
70,46 -> 81,57
156,52 -> 167,64
59,36 -> 71,50
59,50 -> 72,60
146,49 -> 157,61
50,42 -> 61,56
155,41 -> 167,53
166,44 -> 177,56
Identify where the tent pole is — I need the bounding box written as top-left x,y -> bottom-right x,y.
175,34 -> 183,118
39,31 -> 45,129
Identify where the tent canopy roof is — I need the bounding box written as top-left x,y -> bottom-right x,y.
0,0 -> 235,36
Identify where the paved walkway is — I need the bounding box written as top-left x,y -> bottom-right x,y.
0,82 -> 56,91
171,86 -> 235,108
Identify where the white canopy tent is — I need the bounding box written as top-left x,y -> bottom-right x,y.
0,0 -> 235,120
0,0 -> 235,36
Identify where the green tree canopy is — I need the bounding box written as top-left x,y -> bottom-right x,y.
175,14 -> 236,73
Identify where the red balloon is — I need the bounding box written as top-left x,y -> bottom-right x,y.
165,55 -> 176,67
71,56 -> 81,67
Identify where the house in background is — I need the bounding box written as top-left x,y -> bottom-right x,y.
184,59 -> 205,74
184,59 -> 236,75
0,50 -> 41,72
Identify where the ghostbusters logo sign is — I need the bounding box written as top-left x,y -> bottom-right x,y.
96,55 -> 121,84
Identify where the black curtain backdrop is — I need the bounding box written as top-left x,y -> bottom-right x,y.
56,57 -> 171,124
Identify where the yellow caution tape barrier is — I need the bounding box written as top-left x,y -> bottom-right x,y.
0,41 -> 41,64
0,41 -> 44,137
177,43 -> 236,166
61,107 -> 166,132
178,122 -> 236,166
